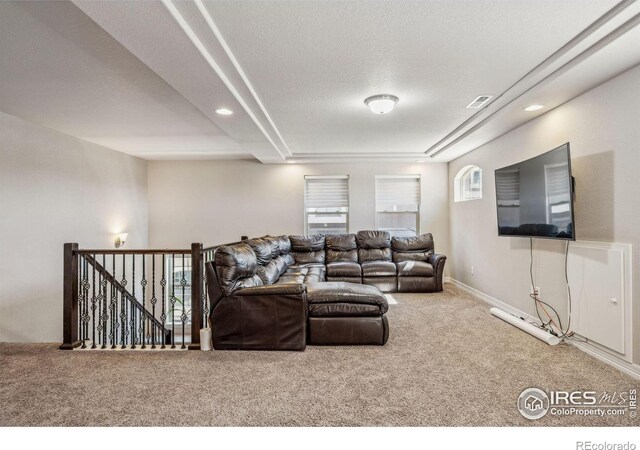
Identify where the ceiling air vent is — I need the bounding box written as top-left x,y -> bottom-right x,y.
466,95 -> 493,109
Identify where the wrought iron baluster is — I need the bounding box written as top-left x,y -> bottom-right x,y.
79,256 -> 85,348
97,257 -> 102,346
84,257 -> 89,348
141,254 -> 147,349
131,254 -> 136,349
101,254 -> 108,349
180,253 -> 187,349
151,255 -> 157,349
121,254 -> 127,348
160,254 -> 167,349
110,254 -> 117,349
171,254 -> 176,349
90,254 -> 97,349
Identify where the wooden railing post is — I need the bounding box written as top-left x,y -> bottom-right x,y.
60,243 -> 81,349
188,243 -> 203,350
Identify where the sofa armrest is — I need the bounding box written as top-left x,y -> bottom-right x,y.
233,283 -> 306,296
212,284 -> 308,351
427,253 -> 447,292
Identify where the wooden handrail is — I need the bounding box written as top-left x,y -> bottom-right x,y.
75,249 -> 190,255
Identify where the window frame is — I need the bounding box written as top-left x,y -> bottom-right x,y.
454,165 -> 483,202
374,174 -> 421,237
304,175 -> 350,235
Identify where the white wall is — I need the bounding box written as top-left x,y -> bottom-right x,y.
148,160 -> 449,257
0,111 -> 148,342
448,64 -> 640,363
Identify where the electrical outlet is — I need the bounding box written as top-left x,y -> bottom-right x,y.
530,286 -> 540,297
471,266 -> 475,276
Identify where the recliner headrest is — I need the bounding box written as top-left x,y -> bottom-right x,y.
356,230 -> 390,249
289,234 -> 325,252
391,233 -> 434,253
326,234 -> 357,251
245,238 -> 273,265
215,243 -> 258,294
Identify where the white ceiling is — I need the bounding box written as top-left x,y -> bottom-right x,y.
1,0 -> 639,163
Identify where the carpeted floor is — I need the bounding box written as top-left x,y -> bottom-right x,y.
1,284 -> 637,426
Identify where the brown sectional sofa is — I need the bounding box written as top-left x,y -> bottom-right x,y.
205,230 -> 446,350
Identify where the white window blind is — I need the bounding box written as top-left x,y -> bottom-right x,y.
375,175 -> 420,237
304,175 -> 349,235
375,175 -> 420,212
305,176 -> 349,211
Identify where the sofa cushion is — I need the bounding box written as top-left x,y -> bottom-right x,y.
361,260 -> 396,276
326,234 -> 358,263
356,230 -> 391,249
256,260 -> 280,285
393,251 -> 432,263
396,261 -> 434,277
276,235 -> 292,254
306,282 -> 389,317
275,273 -> 306,285
215,243 -> 264,295
326,261 -> 361,277
272,255 -> 289,277
358,247 -> 392,263
391,233 -> 434,252
261,236 -> 281,259
289,234 -> 325,252
292,250 -> 325,265
245,238 -> 273,265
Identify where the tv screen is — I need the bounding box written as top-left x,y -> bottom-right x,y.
495,143 -> 575,240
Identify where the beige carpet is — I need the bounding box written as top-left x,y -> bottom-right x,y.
1,284 -> 637,426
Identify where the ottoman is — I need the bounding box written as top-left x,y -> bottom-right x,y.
305,282 -> 389,345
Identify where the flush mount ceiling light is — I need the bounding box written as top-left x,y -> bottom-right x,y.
215,108 -> 233,115
364,94 -> 399,114
524,104 -> 544,112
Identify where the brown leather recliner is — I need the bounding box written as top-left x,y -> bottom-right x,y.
357,230 -> 398,292
325,234 -> 361,284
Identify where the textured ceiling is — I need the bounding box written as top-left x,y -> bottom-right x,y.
1,0 -> 639,163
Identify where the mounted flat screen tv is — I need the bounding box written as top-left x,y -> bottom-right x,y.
495,143 -> 575,240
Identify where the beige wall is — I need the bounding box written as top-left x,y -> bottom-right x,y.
147,160 -> 449,258
0,111 -> 148,342
448,64 -> 640,363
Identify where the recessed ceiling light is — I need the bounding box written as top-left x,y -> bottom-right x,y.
524,104 -> 544,112
215,108 -> 233,115
364,94 -> 399,114
287,161 -> 296,164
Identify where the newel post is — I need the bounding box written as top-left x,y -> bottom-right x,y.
189,243 -> 203,350
60,243 -> 81,349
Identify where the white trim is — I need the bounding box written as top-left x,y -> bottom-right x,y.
443,277 -> 640,380
194,0 -> 292,157
161,0 -> 286,160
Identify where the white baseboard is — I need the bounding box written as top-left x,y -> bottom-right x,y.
444,277 -> 640,380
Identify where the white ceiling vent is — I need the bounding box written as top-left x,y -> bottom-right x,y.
466,95 -> 493,109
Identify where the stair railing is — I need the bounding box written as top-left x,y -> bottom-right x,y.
60,243 -> 204,350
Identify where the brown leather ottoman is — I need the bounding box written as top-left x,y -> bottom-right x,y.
305,282 -> 389,345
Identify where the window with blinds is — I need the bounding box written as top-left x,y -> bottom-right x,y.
304,175 -> 349,235
375,175 -> 420,238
